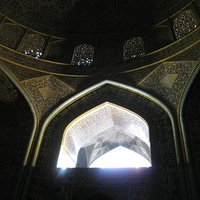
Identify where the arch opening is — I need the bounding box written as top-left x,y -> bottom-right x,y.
57,102 -> 151,168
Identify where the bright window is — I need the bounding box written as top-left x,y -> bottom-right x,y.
90,146 -> 151,168
19,34 -> 46,58
71,44 -> 94,66
173,9 -> 198,39
123,37 -> 145,61
57,102 -> 151,168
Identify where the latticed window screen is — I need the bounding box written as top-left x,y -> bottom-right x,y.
123,37 -> 145,61
71,44 -> 94,66
173,9 -> 198,39
18,34 -> 46,58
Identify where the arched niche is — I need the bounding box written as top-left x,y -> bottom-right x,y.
27,80 -> 186,200
57,102 -> 151,168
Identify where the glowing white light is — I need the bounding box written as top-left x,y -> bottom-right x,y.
57,146 -> 75,169
90,146 -> 151,168
57,102 -> 151,169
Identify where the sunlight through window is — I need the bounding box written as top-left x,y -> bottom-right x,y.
90,146 -> 151,168
57,102 -> 151,168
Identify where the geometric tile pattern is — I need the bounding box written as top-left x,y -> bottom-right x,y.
139,62 -> 197,109
20,75 -> 74,119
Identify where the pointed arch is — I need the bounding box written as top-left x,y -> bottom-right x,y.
34,79 -> 180,168
57,102 -> 151,168
31,79 -> 189,199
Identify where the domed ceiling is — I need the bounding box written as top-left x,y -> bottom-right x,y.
1,0 -> 184,34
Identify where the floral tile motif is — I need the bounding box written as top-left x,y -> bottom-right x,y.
20,75 -> 75,119
139,61 -> 197,109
